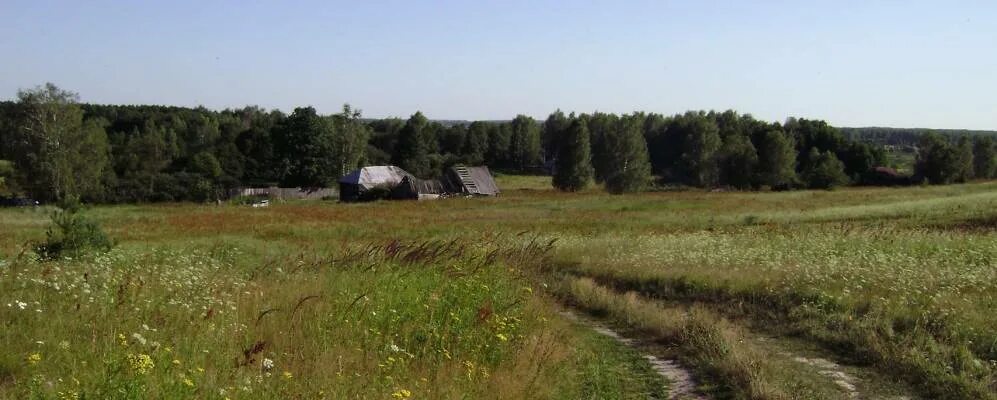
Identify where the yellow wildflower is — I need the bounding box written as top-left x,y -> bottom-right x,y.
58,390 -> 80,400
391,389 -> 412,398
183,377 -> 195,387
282,371 -> 293,380
26,353 -> 42,365
126,353 -> 155,375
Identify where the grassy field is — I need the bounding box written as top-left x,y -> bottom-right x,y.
1,177 -> 995,399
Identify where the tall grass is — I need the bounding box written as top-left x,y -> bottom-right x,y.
0,238 -> 659,399
2,176 -> 994,399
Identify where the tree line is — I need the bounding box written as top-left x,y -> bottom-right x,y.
841,127 -> 997,147
1,83 -> 995,203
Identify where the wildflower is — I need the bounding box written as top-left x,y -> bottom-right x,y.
131,333 -> 147,346
391,389 -> 412,398
282,371 -> 293,380
262,358 -> 274,371
495,333 -> 509,342
58,340 -> 70,350
26,353 -> 42,365
58,390 -> 80,400
172,359 -> 181,366
183,377 -> 195,387
126,353 -> 155,375
16,301 -> 27,310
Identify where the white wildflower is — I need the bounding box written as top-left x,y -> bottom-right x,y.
131,333 -> 147,346
262,358 -> 274,371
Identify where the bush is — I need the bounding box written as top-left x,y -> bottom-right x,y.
358,185 -> 392,202
228,194 -> 267,205
34,197 -> 114,260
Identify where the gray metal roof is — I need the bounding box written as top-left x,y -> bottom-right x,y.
338,166 -> 413,190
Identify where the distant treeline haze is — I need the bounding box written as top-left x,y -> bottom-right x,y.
1,83 -> 995,202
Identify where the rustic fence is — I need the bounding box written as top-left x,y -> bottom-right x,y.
227,187 -> 337,200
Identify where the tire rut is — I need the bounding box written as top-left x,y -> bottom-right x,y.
559,309 -> 708,400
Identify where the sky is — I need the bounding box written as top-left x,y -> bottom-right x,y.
1,0 -> 995,129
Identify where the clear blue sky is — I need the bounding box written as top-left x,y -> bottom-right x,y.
1,1 -> 995,129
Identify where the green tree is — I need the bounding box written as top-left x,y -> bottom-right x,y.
330,104 -> 371,177
462,121 -> 490,165
486,123 -> 511,167
234,108 -> 282,185
0,160 -> 16,195
439,124 -> 467,156
552,118 -> 594,191
115,121 -> 178,200
191,151 -> 222,179
718,133 -> 758,189
543,110 -> 570,165
508,115 -> 542,171
392,112 -> 433,177
8,83 -> 111,202
838,141 -> 884,179
602,115 -> 652,194
274,107 -> 339,187
678,113 -> 721,187
586,112 -> 620,182
955,136 -> 975,182
972,136 -> 996,178
802,148 -> 848,189
755,130 -> 797,188
914,133 -> 962,184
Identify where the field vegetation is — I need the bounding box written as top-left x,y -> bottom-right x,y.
1,176 -> 995,399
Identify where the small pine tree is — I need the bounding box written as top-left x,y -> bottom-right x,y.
35,197 -> 114,260
552,119 -> 594,191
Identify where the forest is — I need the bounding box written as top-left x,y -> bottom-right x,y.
1,83 -> 995,203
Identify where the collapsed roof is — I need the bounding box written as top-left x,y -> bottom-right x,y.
443,166 -> 500,196
339,165 -> 500,201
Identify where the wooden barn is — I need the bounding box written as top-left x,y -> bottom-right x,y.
338,166 -> 414,202
442,166 -> 500,196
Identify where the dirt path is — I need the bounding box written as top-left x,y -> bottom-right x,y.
748,332 -> 918,400
559,310 -> 708,400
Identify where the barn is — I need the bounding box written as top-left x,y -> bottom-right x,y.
442,166 -> 500,196
338,166 -> 414,202
391,176 -> 447,200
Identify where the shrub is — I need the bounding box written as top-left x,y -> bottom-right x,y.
34,197 -> 114,260
358,185 -> 392,202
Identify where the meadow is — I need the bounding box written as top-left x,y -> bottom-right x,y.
1,177 -> 995,399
